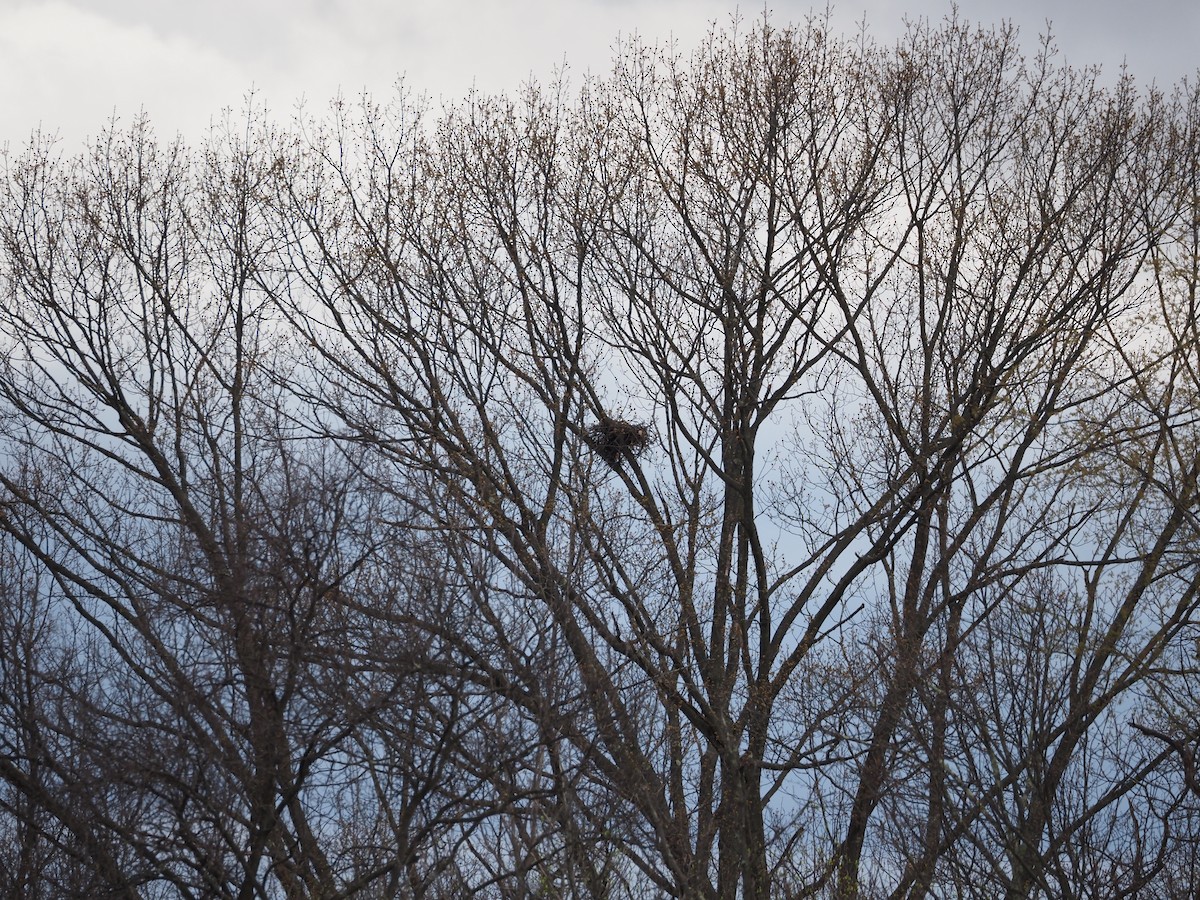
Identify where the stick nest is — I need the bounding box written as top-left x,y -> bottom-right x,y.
587,418 -> 650,469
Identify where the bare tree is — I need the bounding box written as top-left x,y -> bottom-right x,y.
0,115 -> 503,897
265,14 -> 1200,899
2,12 -> 1199,900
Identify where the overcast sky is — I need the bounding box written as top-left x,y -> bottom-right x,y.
1,0 -> 1196,152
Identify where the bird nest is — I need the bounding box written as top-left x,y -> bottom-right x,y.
587,418 -> 650,469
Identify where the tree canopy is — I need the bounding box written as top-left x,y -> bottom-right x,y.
1,13 -> 1200,899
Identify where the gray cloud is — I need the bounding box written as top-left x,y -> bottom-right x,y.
2,0 -> 1194,152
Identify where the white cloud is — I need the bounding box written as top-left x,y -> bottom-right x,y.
2,0 -> 747,150
0,0 -> 258,150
